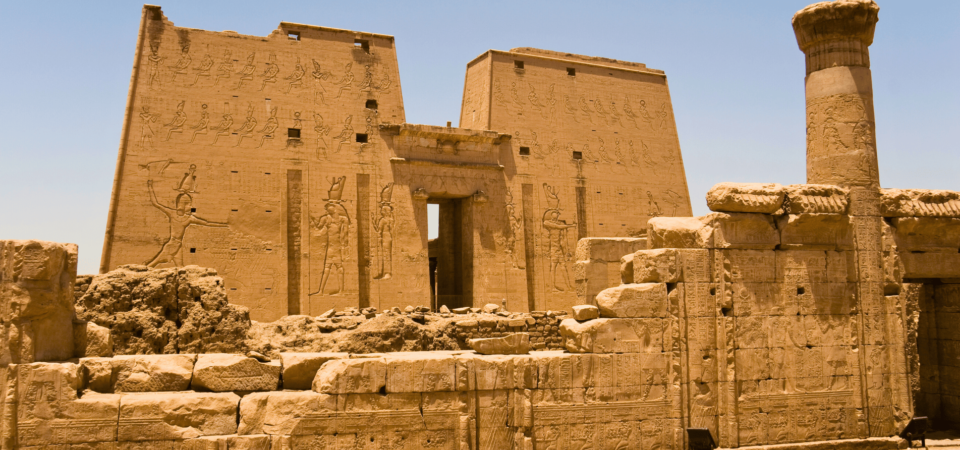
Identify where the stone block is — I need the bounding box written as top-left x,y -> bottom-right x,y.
891,217 -> 960,252
647,213 -> 778,250
14,363 -> 120,446
632,249 -> 680,283
595,283 -> 668,318
706,182 -> 785,214
571,305 -> 599,321
575,237 -> 646,263
880,188 -> 960,217
191,353 -> 281,392
0,240 -> 78,363
902,252 -> 960,279
559,318 -> 662,353
383,352 -> 456,392
468,334 -> 531,355
110,354 -> 196,392
313,357 -> 386,394
280,352 -> 348,390
73,321 -> 114,357
620,252 -> 636,284
784,184 -> 850,214
778,214 -> 855,250
237,390 -> 337,435
118,392 -> 239,441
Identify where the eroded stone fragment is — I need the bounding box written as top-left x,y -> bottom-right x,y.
118,392 -> 240,441
238,391 -> 337,435
15,363 -> 120,446
0,240 -> 78,363
880,188 -> 960,217
468,333 -> 532,355
784,184 -> 849,214
706,182 -> 785,214
312,357 -> 386,394
595,283 -> 668,318
191,353 -> 281,392
572,305 -> 599,322
280,352 -> 348,390
632,249 -> 680,283
111,354 -> 196,392
647,213 -> 778,250
74,321 -> 114,357
777,213 -> 855,250
559,318 -> 662,353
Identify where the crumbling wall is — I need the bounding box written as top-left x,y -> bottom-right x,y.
76,264 -> 250,354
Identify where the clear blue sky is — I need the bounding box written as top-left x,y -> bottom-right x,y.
1,1 -> 957,275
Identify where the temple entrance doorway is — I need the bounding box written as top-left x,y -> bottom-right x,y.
427,198 -> 471,311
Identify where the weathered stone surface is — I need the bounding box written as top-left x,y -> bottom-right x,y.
559,318 -> 662,353
238,391 -> 337,435
880,188 -> 960,217
890,217 -> 960,252
620,252 -> 637,284
76,265 -> 250,355
648,213 -> 778,250
0,240 -> 78,363
280,352 -> 348,390
313,357 -> 387,394
902,252 -> 960,279
575,237 -> 647,263
384,352 -> 457,392
14,363 -> 120,446
571,305 -> 599,321
706,182 -> 785,214
468,333 -> 531,355
777,213 -> 855,250
245,313 -> 460,356
118,392 -> 239,441
595,283 -> 668,318
784,184 -> 849,214
191,353 -> 281,392
74,321 -> 114,357
175,266 -> 251,354
111,354 -> 196,392
632,249 -> 680,283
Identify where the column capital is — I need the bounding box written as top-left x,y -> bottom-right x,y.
792,0 -> 879,74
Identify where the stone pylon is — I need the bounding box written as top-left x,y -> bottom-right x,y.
793,0 -> 880,190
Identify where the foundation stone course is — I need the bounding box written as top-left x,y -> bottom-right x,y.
191,353 -> 281,392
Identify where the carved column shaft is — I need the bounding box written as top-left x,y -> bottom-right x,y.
794,0 -> 880,190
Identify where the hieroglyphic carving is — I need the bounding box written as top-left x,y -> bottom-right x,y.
211,103 -> 234,145
287,170 -> 303,315
236,52 -> 256,89
163,100 -> 187,140
333,115 -> 354,153
138,104 -> 159,149
311,59 -> 332,104
335,62 -> 354,99
188,52 -> 214,86
259,53 -> 280,91
310,177 -> 350,296
213,50 -> 233,86
167,42 -> 191,83
234,103 -> 258,146
505,188 -> 525,269
257,107 -> 279,148
144,167 -> 227,267
542,183 -> 577,291
313,113 -> 331,158
188,103 -> 209,143
285,57 -> 305,92
146,44 -> 163,90
373,183 -> 395,280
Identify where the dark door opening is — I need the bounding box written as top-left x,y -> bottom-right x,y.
915,281 -> 960,431
428,198 -> 471,310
